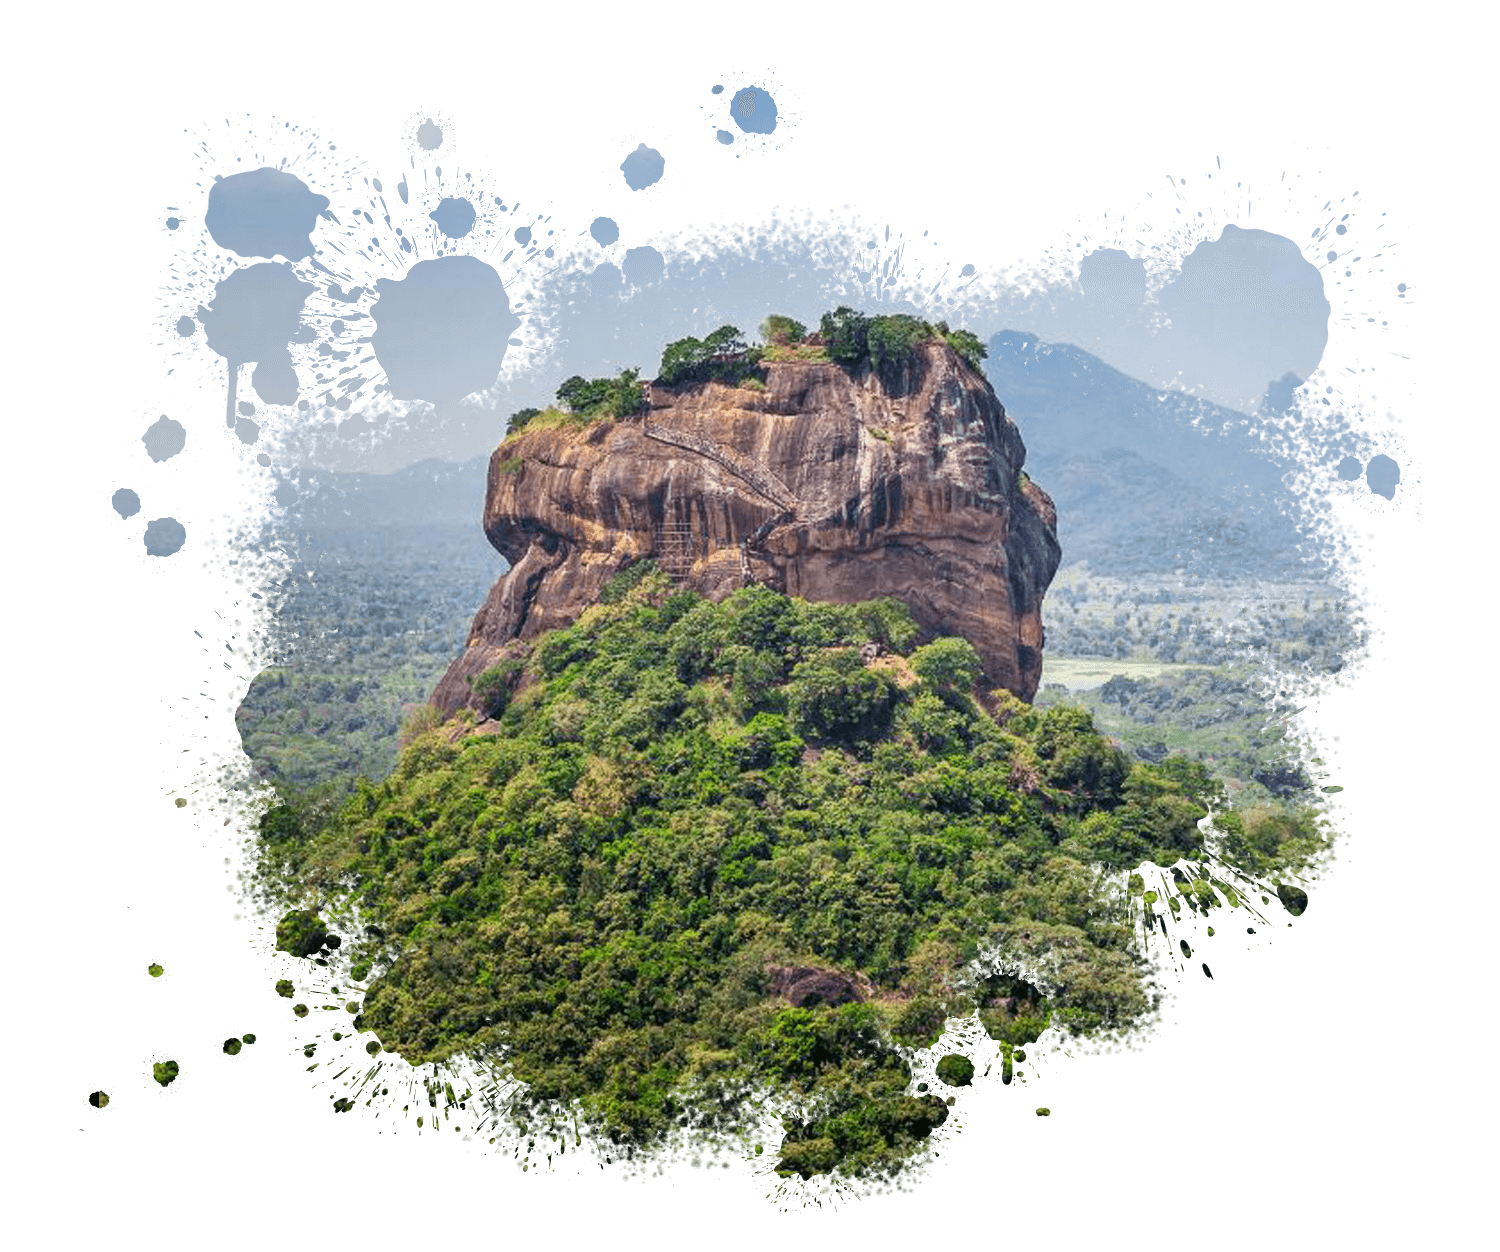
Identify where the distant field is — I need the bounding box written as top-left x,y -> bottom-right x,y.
1039,655 -> 1203,691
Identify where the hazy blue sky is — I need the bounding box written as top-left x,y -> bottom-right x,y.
246,217 -> 1338,476
155,112 -> 1392,512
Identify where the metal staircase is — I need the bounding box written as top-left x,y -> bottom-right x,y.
642,420 -> 801,588
652,520 -> 701,582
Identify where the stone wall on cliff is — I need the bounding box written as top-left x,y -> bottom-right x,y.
431,341 -> 1061,716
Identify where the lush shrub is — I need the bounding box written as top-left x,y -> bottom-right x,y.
724,712 -> 803,770
660,590 -> 701,626
942,325 -> 990,370
866,314 -> 932,388
531,623 -> 592,677
724,584 -> 798,653
657,325 -> 764,387
819,306 -> 869,366
857,598 -> 920,654
760,1006 -> 827,1082
789,601 -> 862,649
667,599 -> 731,681
786,648 -> 897,743
470,660 -> 523,718
658,336 -> 705,384
555,368 -> 645,419
506,406 -> 541,434
760,314 -> 807,345
599,559 -> 661,605
608,668 -> 688,745
898,690 -> 970,757
1033,705 -> 1131,811
910,637 -> 982,693
815,307 -> 986,384
730,645 -> 788,719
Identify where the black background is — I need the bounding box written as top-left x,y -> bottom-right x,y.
73,70 -> 1428,1211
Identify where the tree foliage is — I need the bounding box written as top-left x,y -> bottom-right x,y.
866,314 -> 932,388
910,637 -> 982,694
555,368 -> 646,418
470,659 -> 523,719
759,314 -> 807,346
818,306 -> 870,366
815,307 -> 988,384
657,325 -> 763,387
946,330 -> 987,371
506,406 -> 542,435
253,575 -> 1314,1184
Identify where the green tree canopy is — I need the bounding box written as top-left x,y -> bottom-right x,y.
469,659 -> 523,719
819,306 -> 870,366
910,637 -> 983,693
941,326 -> 987,371
786,647 -> 898,743
251,572 -> 1326,1185
866,314 -> 932,387
506,406 -> 542,434
658,334 -> 708,385
760,314 -> 807,345
555,369 -> 645,418
702,325 -> 747,356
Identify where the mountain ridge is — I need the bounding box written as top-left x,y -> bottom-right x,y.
272,333 -> 1316,584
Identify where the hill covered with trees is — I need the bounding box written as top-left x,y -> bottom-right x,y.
254,569 -> 1328,1182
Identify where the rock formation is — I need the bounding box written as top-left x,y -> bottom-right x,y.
432,341 -> 1060,715
767,965 -> 871,1009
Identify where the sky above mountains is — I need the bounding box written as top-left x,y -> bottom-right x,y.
151,104 -> 1363,485
252,217 -> 1344,476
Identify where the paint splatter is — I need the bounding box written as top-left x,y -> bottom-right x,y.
705,69 -> 810,158
620,143 -> 665,191
711,84 -> 724,94
142,415 -> 186,462
1202,963 -> 1213,979
275,979 -> 294,997
588,215 -> 618,250
88,1091 -> 109,1108
143,518 -> 186,557
935,1054 -> 974,1087
112,488 -> 141,519
275,909 -> 330,958
223,1037 -> 243,1056
205,168 -> 330,261
132,95 -> 1416,1193
173,798 -> 187,809
148,963 -> 164,978
1035,1107 -> 1051,1116
293,1003 -> 310,1018
1336,455 -> 1363,480
1276,883 -> 1309,916
622,245 -> 664,287
166,217 -> 181,230
242,1034 -> 256,1044
143,1055 -> 186,1091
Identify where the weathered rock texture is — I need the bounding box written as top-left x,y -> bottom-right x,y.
432,342 -> 1060,716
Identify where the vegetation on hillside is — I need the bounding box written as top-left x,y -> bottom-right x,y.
496,310 -> 991,450
236,541 -> 1353,817
506,368 -> 647,435
237,525 -> 505,793
252,568 -> 1329,1183
819,307 -> 988,381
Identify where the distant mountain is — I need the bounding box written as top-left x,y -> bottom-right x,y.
266,339 -> 1323,583
276,456 -> 491,530
986,332 -> 1319,579
1032,446 -> 1326,578
985,332 -> 1285,491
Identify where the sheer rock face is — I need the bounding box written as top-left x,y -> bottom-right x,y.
432,342 -> 1060,716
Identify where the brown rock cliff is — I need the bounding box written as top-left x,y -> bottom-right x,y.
432,341 -> 1060,715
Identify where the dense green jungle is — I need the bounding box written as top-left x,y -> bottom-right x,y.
241,314 -> 1346,1183
254,570 -> 1328,1179
239,536 -> 1359,805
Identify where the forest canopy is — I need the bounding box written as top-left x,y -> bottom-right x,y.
254,567 -> 1327,1182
